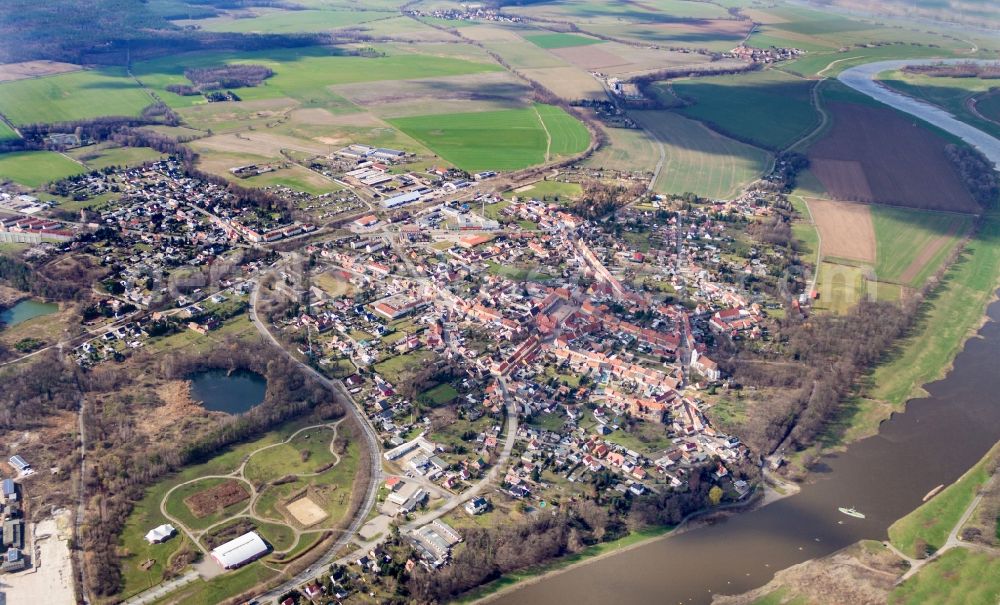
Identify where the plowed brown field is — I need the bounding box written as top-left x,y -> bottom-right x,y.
808,102 -> 980,214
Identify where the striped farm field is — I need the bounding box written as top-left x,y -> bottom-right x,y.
523,33 -> 605,49
390,104 -> 588,172
631,110 -> 771,199
0,151 -> 86,188
0,68 -> 152,125
535,104 -> 591,156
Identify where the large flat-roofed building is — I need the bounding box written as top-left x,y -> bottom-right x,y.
210,531 -> 269,569
381,191 -> 422,209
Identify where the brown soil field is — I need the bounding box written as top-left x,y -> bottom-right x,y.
808,102 -> 980,213
0,60 -> 80,82
184,480 -> 250,518
286,495 -> 328,526
289,109 -> 382,128
807,198 -> 876,262
897,220 -> 964,284
461,25 -> 526,43
810,159 -> 874,201
550,45 -> 634,70
522,67 -> 606,100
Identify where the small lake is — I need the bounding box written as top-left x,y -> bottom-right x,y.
0,299 -> 58,328
189,369 -> 267,414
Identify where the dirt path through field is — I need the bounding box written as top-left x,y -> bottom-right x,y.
897,221 -> 963,284
533,104 -> 552,162
806,198 -> 876,263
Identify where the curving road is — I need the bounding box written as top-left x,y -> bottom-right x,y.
837,59 -> 1000,168
249,263 -> 385,603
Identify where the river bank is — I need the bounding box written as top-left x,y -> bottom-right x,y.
486,57 -> 1000,605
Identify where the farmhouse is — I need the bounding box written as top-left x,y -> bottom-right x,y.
210,531 -> 269,569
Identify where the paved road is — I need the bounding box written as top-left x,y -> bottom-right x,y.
123,570 -> 199,605
838,59 -> 1000,168
249,263 -> 385,603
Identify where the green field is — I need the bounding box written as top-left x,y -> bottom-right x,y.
871,206 -> 972,287
0,121 -> 18,141
523,32 -> 605,49
420,383 -> 460,406
0,68 -> 152,125
888,442 -> 997,557
583,123 -> 660,174
0,151 -> 86,187
631,110 -> 771,199
890,548 -> 1000,605
535,103 -> 591,156
978,90 -> 1000,122
244,425 -> 337,484
389,104 -> 588,172
812,261 -> 872,314
867,210 -> 1000,412
783,45 -> 959,79
878,71 -> 1000,139
195,8 -> 396,33
132,46 -> 503,109
373,350 -> 437,385
671,70 -> 820,150
68,145 -> 165,170
163,478 -> 252,532
504,179 -> 582,201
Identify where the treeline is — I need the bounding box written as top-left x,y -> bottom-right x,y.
945,144 -> 999,208
0,254 -> 104,301
0,109 -> 178,154
903,62 -> 1000,79
725,299 -> 912,454
185,64 -> 274,89
571,179 -> 648,219
407,463 -> 728,602
0,350 -> 81,429
82,338 -> 345,596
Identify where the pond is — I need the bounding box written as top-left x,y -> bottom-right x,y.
189,369 -> 267,414
0,299 -> 58,328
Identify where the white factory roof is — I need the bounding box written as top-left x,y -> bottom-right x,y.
210,531 -> 269,569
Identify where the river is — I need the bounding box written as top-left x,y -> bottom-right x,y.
491,59 -> 1000,605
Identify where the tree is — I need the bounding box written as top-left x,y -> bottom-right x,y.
708,486 -> 723,506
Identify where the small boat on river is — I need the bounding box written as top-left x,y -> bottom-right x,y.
838,507 -> 865,519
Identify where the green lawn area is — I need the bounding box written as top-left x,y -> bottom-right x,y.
535,103 -> 591,156
630,110 -> 771,200
132,46 -> 502,109
0,68 -> 152,125
237,165 -> 340,196
871,206 -> 972,287
389,104 -> 587,172
195,8 -> 396,33
254,439 -> 360,524
68,145 -> 164,170
522,32 -> 605,49
671,69 -> 820,150
485,260 -> 551,281
163,478 -> 251,532
420,383 -> 460,407
0,151 -> 86,188
0,121 -> 18,141
867,211 -> 1000,409
504,180 -> 582,201
812,261 -> 870,314
889,548 -> 1000,605
244,425 -> 338,484
373,350 -> 437,385
528,411 -> 567,432
149,562 -> 277,605
888,442 -> 998,557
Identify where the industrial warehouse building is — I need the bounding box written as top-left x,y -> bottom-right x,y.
210,531 -> 269,569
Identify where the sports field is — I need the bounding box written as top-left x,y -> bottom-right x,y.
389,104 -> 588,172
0,151 -> 86,187
523,32 -> 605,49
672,70 -> 819,150
0,68 -> 152,125
631,110 -> 771,199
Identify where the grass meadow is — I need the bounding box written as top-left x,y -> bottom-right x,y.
0,68 -> 152,124
671,70 -> 819,150
389,104 -> 588,172
889,548 -> 1000,605
631,110 -> 771,199
870,206 -> 971,287
0,151 -> 85,187
194,8 -> 396,34
523,33 -> 605,49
